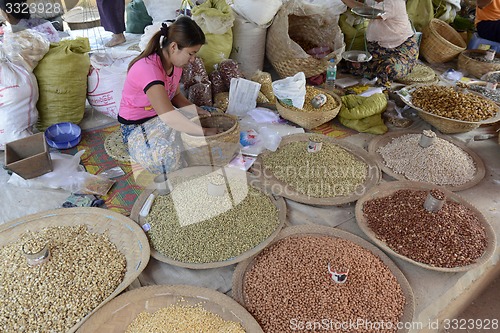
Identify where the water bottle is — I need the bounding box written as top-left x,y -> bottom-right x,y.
326,58 -> 337,88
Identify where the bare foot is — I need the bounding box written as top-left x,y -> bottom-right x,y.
105,33 -> 126,47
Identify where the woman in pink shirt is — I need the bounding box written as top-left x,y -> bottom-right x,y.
118,16 -> 218,174
340,0 -> 418,84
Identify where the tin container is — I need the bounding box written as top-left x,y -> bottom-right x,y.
310,94 -> 327,109
23,241 -> 50,266
307,139 -> 323,153
485,49 -> 496,61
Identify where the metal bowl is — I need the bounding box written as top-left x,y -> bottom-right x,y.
351,6 -> 385,19
342,50 -> 373,63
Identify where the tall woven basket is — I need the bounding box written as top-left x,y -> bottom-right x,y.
181,113 -> 240,166
420,19 -> 466,63
457,49 -> 500,78
266,0 -> 345,78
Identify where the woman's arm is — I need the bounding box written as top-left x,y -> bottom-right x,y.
477,0 -> 493,9
146,84 -> 206,135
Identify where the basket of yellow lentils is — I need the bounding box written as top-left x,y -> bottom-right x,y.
78,285 -> 263,332
276,86 -> 341,130
397,84 -> 500,133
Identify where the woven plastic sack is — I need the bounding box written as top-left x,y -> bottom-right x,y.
126,0 -> 153,34
266,0 -> 345,78
192,0 -> 234,74
339,12 -> 368,51
0,48 -> 39,150
34,38 -> 91,131
406,0 -> 433,32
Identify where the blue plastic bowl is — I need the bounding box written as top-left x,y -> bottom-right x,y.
44,122 -> 82,149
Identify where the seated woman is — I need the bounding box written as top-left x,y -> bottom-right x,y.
118,16 -> 219,175
476,0 -> 500,43
0,0 -> 60,42
339,0 -> 418,84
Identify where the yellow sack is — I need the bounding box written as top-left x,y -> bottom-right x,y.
339,12 -> 368,51
338,93 -> 388,135
34,38 -> 90,131
406,0 -> 433,32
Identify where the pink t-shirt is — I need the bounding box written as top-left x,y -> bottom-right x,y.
119,53 -> 182,121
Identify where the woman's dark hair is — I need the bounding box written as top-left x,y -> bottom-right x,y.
128,16 -> 205,71
0,0 -> 31,21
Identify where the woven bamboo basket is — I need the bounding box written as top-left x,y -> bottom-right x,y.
232,225 -> 415,333
355,181 -> 496,272
63,6 -> 101,30
420,19 -> 466,64
276,88 -> 342,130
457,49 -> 500,79
397,63 -> 439,85
78,285 -> 263,332
180,114 -> 240,166
367,130 -> 486,192
266,0 -> 345,78
0,208 -> 150,333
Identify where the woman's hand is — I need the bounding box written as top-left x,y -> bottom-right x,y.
197,106 -> 212,117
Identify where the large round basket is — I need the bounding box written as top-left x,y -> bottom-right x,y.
367,130 -> 486,192
78,285 -> 263,332
420,19 -> 466,64
276,89 -> 342,130
266,0 -> 345,78
396,84 -> 500,134
62,6 -> 101,30
130,166 -> 287,269
180,113 -> 240,166
251,133 -> 381,206
355,181 -> 496,272
232,225 -> 415,333
457,49 -> 500,79
0,208 -> 150,333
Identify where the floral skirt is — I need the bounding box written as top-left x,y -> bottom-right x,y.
341,35 -> 419,84
120,117 -> 184,174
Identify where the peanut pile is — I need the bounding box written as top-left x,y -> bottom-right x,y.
0,225 -> 126,333
411,85 -> 497,121
126,303 -> 246,333
243,235 -> 405,332
262,138 -> 368,198
363,189 -> 487,268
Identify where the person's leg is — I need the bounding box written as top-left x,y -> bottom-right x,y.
373,35 -> 418,84
476,20 -> 500,43
96,0 -> 126,47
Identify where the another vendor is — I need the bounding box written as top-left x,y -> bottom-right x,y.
118,16 -> 219,174
476,0 -> 500,43
339,0 -> 418,84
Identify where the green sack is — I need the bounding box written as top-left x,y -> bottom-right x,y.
338,93 -> 388,135
126,0 -> 153,34
406,0 -> 433,32
192,0 -> 234,73
339,12 -> 368,51
34,38 -> 90,131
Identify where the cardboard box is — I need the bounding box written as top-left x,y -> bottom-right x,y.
5,133 -> 53,179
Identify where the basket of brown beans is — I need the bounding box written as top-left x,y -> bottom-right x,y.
457,49 -> 500,79
355,181 -> 496,272
276,86 -> 341,130
232,225 -> 415,333
397,84 -> 500,133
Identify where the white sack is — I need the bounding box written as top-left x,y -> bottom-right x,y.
139,22 -> 163,51
143,0 -> 180,23
233,0 -> 282,26
87,52 -> 137,118
229,10 -> 267,77
0,48 -> 39,150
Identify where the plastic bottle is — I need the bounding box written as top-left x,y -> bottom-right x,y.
326,58 -> 337,88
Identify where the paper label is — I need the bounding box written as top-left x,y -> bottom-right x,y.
141,223 -> 151,232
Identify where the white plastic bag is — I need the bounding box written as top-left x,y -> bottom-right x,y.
0,48 -> 39,150
272,72 -> 306,109
233,0 -> 282,26
87,52 -> 137,118
2,28 -> 50,72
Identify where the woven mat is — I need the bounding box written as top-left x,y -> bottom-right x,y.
65,124 -> 153,216
309,118 -> 358,138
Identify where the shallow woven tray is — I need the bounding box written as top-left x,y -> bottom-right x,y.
104,129 -> 133,163
251,133 -> 381,206
397,84 -> 500,134
368,130 -> 486,192
78,284 -> 263,332
397,63 -> 438,85
130,166 -> 287,269
276,88 -> 342,130
233,225 -> 415,333
354,181 -> 496,272
0,208 -> 150,333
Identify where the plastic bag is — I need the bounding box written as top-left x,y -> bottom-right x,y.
188,81 -> 213,106
2,28 -> 50,72
218,59 -> 244,89
251,70 -> 275,103
192,0 -> 234,35
272,72 -> 306,109
209,68 -> 227,96
181,56 -> 209,89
